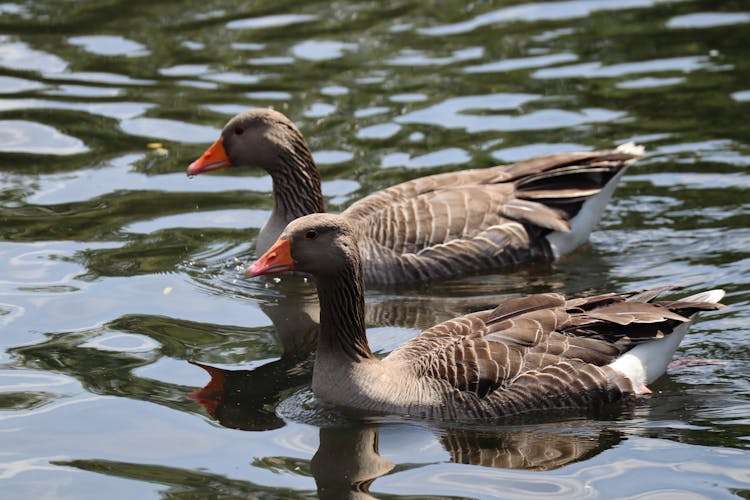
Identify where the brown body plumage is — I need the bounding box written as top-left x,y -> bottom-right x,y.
189,108 -> 643,285
246,213 -> 725,421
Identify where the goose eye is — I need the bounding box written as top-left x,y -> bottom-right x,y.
234,126 -> 245,135
304,230 -> 318,240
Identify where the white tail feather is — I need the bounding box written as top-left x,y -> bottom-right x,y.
682,289 -> 725,304
615,141 -> 645,157
609,322 -> 691,390
546,142 -> 643,257
609,288 -> 724,391
546,167 -> 627,257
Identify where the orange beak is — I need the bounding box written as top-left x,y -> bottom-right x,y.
245,239 -> 296,277
187,137 -> 232,175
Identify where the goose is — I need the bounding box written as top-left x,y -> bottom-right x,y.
245,213 -> 726,421
188,108 -> 643,285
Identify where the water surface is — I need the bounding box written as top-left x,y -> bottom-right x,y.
1,0 -> 749,498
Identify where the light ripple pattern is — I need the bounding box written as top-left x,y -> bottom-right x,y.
0,2 -> 747,500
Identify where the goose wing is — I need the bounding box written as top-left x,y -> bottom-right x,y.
343,147 -> 642,284
385,289 -> 724,408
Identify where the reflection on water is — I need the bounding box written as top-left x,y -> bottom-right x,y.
192,359 -> 626,474
167,352 -> 635,499
312,427 -> 396,500
1,0 -> 749,498
188,360 -> 311,432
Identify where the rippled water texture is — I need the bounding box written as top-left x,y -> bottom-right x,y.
1,1 -> 749,498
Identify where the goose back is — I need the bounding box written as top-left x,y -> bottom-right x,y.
345,144 -> 642,285
376,289 -> 724,420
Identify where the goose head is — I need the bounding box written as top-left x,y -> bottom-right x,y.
187,108 -> 311,176
246,213 -> 359,279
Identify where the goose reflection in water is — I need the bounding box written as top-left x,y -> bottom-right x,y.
188,360 -> 309,431
190,360 -> 625,491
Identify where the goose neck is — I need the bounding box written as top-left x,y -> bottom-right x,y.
269,144 -> 325,222
315,265 -> 373,364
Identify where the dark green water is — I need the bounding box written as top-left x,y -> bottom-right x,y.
1,0 -> 749,498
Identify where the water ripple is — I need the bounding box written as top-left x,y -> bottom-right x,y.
616,76 -> 686,89
666,12 -> 750,29
0,37 -> 67,73
533,55 -> 723,79
290,40 -> 356,61
419,0 -> 672,36
68,35 -> 149,57
381,147 -> 471,170
0,75 -> 44,93
80,333 -> 160,353
47,71 -> 155,86
492,142 -> 589,162
0,98 -> 152,120
0,120 -> 87,155
388,47 -> 484,66
0,302 -> 24,328
202,72 -> 272,85
226,13 -> 317,30
158,64 -> 210,77
0,1 -> 748,498
399,103 -> 624,132
465,52 -> 578,73
119,118 -> 220,144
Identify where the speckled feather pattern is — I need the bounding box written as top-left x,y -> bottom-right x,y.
316,271 -> 723,420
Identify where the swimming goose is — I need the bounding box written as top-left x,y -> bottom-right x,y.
245,213 -> 725,421
188,108 -> 643,285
